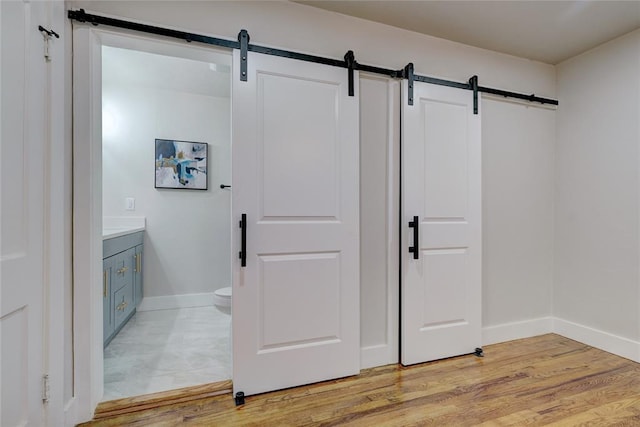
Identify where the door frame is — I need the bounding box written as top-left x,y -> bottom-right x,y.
71,25 -> 233,420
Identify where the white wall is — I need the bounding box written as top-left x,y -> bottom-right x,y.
482,98 -> 556,343
102,49 -> 231,301
359,75 -> 400,368
71,0 -> 557,356
555,30 -> 640,348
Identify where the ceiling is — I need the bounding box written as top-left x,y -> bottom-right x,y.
296,1 -> 640,64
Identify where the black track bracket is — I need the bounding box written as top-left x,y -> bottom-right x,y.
238,29 -> 249,82
475,347 -> 484,358
404,63 -> 414,106
68,9 -> 98,26
469,75 -> 479,115
235,391 -> 245,406
344,50 -> 356,97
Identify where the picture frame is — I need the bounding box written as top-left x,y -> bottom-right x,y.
154,139 -> 208,190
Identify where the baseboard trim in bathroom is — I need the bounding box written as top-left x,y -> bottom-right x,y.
93,380 -> 233,420
137,292 -> 216,312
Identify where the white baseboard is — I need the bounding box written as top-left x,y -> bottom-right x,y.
361,344 -> 397,369
137,292 -> 215,312
482,317 -> 554,346
135,300 -> 640,365
483,316 -> 640,363
553,317 -> 640,363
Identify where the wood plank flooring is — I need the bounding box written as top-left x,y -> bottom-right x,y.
93,381 -> 232,420
80,334 -> 640,426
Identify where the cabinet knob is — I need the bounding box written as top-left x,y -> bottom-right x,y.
117,266 -> 128,275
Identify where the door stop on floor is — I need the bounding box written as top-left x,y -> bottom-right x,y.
235,391 -> 245,406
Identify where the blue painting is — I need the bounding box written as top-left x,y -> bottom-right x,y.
155,139 -> 208,190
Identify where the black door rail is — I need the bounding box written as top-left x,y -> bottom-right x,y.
68,9 -> 559,113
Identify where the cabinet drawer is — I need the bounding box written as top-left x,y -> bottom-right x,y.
112,247 -> 135,292
113,282 -> 134,329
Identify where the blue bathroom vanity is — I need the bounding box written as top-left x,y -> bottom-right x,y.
102,229 -> 144,347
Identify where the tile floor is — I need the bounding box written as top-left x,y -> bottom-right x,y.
103,306 -> 231,400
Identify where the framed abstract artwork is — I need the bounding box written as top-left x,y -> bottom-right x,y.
154,139 -> 208,190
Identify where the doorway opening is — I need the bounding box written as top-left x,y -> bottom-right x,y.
97,35 -> 232,401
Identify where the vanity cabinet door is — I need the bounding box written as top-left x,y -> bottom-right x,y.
133,244 -> 143,307
103,232 -> 143,346
103,257 -> 114,345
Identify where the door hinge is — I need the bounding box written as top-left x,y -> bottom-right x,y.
42,374 -> 50,403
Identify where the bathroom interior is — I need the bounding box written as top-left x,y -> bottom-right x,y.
101,44 -> 232,400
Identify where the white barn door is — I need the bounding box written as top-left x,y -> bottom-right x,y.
401,81 -> 482,365
1,0 -> 49,425
231,51 -> 360,396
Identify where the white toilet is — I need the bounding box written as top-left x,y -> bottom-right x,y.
213,286 -> 232,315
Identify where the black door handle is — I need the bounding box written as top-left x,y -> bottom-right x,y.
239,214 -> 247,267
408,215 -> 419,259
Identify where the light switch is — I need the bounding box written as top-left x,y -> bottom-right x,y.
125,198 -> 135,211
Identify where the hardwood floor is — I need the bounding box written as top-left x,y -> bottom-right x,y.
80,334 -> 640,426
92,381 -> 232,420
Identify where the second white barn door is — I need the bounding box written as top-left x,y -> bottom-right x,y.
401,81 -> 482,365
231,50 -> 360,396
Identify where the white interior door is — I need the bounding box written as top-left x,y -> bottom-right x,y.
401,81 -> 482,365
232,50 -> 360,397
1,0 -> 49,425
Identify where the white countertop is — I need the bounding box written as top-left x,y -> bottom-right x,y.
103,226 -> 145,240
103,216 -> 146,240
